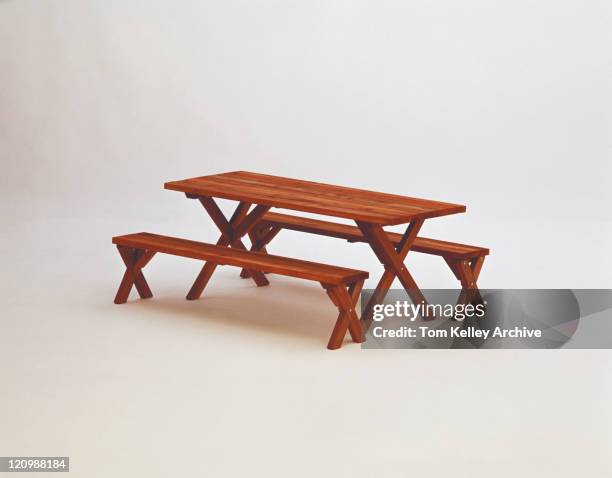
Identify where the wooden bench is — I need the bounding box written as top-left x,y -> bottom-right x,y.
244,212 -> 489,305
112,232 -> 369,349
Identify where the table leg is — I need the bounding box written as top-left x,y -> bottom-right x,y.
186,197 -> 271,300
240,224 -> 281,278
356,219 -> 429,328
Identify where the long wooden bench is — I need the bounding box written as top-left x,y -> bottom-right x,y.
112,232 -> 368,349
244,212 -> 489,305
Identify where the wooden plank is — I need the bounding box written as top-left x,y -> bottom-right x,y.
261,212 -> 365,241
165,171 -> 466,226
113,233 -> 368,285
232,204 -> 270,239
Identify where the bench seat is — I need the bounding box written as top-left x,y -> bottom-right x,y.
113,232 -> 368,285
259,212 -> 489,259
112,232 -> 368,349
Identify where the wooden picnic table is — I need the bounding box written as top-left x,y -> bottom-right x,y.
164,171 -> 473,322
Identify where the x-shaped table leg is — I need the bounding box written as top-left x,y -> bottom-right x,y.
240,223 -> 282,278
356,219 -> 428,329
114,245 -> 156,304
186,196 -> 271,300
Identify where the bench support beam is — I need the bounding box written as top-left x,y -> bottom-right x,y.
445,256 -> 485,306
322,279 -> 365,350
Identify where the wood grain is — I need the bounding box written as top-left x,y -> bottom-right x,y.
112,232 -> 368,285
165,171 -> 466,226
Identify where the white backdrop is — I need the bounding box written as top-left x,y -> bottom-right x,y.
1,2 -> 611,477
2,0 -> 611,286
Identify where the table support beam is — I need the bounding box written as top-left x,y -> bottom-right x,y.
240,223 -> 281,278
186,197 -> 270,300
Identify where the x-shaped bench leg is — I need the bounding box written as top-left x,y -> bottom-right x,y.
186,196 -> 271,300
445,256 -> 485,306
114,245 -> 156,304
322,279 -> 365,350
356,220 -> 428,329
239,223 -> 282,278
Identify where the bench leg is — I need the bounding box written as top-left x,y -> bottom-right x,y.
114,246 -> 156,304
445,256 -> 485,306
322,280 -> 365,350
187,198 -> 270,300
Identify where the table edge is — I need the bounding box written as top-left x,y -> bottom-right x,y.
164,179 -> 467,226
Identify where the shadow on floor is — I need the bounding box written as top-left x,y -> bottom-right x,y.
101,276 -> 346,346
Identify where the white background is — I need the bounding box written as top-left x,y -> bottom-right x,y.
1,1 -> 611,476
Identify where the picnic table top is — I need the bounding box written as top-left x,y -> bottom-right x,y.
164,171 -> 465,225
